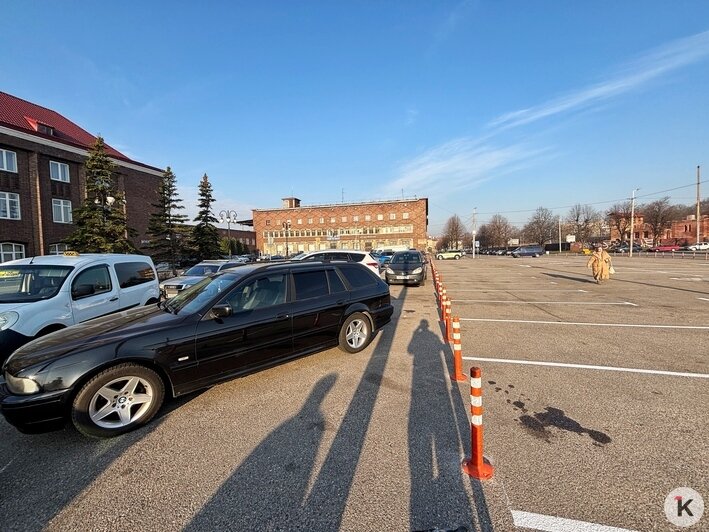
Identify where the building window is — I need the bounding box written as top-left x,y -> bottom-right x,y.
50,161 -> 70,182
330,217 -> 336,223
341,216 -> 347,222
389,213 -> 396,220
1,242 -> 24,262
0,192 -> 20,219
403,212 -> 409,219
297,219 -> 303,225
319,217 -> 324,224
353,215 -> 359,222
48,243 -> 69,255
266,220 -> 271,226
377,214 -> 384,221
52,199 -> 73,223
365,215 -> 371,221
0,149 -> 17,173
308,218 -> 313,224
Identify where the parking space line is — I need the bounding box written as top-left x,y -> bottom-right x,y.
459,318 -> 709,329
452,300 -> 637,306
511,510 -> 637,531
463,356 -> 709,379
699,297 -> 709,302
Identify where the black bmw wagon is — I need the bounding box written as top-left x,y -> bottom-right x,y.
1,261 -> 393,438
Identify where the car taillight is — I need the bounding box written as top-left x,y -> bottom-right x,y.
367,262 -> 379,268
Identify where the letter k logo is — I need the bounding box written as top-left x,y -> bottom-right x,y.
676,496 -> 694,517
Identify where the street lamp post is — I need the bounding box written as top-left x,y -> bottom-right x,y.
282,221 -> 291,257
219,210 -> 238,259
629,188 -> 639,258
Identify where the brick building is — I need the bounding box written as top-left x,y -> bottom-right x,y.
252,197 -> 428,256
0,91 -> 163,262
609,213 -> 709,245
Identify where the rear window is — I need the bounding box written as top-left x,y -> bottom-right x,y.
293,270 -> 329,300
347,252 -> 365,261
114,261 -> 156,288
327,269 -> 347,293
338,264 -> 378,288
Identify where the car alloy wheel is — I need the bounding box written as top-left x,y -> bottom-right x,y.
71,363 -> 165,438
338,312 -> 372,353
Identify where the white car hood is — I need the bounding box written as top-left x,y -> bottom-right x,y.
0,302 -> 32,314
160,275 -> 205,287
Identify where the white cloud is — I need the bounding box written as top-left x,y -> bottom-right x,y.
490,29 -> 709,130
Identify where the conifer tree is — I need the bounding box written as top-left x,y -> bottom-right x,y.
191,174 -> 221,260
65,137 -> 136,253
147,167 -> 189,272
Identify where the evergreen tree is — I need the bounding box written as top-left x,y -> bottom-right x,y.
192,174 -> 221,260
65,137 -> 136,253
147,167 -> 189,272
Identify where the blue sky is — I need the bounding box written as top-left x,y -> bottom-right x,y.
4,1 -> 709,235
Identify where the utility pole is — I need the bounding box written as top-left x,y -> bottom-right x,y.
697,166 -> 701,245
629,188 -> 639,258
472,207 -> 477,259
558,216 -> 562,253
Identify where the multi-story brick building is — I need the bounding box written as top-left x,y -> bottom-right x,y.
0,91 -> 163,262
609,213 -> 708,245
252,197 -> 428,256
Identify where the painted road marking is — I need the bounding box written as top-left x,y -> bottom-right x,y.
512,510 -> 637,531
452,300 -> 637,306
698,297 -> 709,302
669,277 -> 704,281
459,318 -> 709,329
450,289 -> 588,292
461,356 -> 709,379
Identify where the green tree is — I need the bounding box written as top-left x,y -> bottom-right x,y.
65,137 -> 136,253
192,174 -> 221,260
147,167 -> 189,273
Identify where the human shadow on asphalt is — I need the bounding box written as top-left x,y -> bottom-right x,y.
0,391 -> 200,531
186,294 -> 399,530
407,318 -> 493,532
543,272 -> 597,284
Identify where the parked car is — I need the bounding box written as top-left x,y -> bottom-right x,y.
159,259 -> 246,298
511,245 -> 543,258
384,250 -> 427,286
0,253 -> 159,363
648,244 -> 681,252
435,250 -> 463,260
611,243 -> 643,253
0,261 -> 394,438
290,250 -> 380,275
372,250 -> 396,268
687,242 -> 709,251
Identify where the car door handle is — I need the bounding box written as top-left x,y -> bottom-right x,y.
109,296 -> 119,302
275,313 -> 289,321
336,300 -> 346,305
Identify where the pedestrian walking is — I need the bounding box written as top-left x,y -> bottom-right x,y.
587,244 -> 612,283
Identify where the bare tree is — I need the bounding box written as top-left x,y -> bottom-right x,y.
486,214 -> 516,247
642,197 -> 676,245
607,202 -> 633,242
566,204 -> 601,244
523,207 -> 556,245
442,215 -> 466,249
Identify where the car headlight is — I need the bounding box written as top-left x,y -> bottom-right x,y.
411,267 -> 423,274
385,267 -> 394,274
0,311 -> 19,331
5,372 -> 40,395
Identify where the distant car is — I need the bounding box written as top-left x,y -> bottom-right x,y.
290,250 -> 380,275
687,242 -> 709,251
611,243 -> 643,253
511,245 -> 543,258
384,250 -> 427,286
648,244 -> 681,252
436,250 -> 463,260
372,250 -> 396,268
159,259 -> 246,298
1,261 -> 393,437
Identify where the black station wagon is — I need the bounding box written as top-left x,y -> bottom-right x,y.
1,261 -> 393,438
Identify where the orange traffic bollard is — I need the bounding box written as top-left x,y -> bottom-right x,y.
462,367 -> 494,480
450,316 -> 466,382
444,297 -> 452,342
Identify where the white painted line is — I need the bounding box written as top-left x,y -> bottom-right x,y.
459,318 -> 709,330
670,277 -> 704,281
512,510 -> 637,531
461,356 -> 709,379
698,297 -> 709,302
452,300 -> 636,306
450,289 -> 588,292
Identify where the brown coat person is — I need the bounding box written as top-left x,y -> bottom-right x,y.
587,245 -> 612,283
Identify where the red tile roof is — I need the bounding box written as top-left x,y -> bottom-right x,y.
0,91 -> 139,163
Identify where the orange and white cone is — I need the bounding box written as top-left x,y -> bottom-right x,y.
450,316 -> 466,382
462,367 -> 494,480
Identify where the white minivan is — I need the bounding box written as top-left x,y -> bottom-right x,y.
0,253 -> 159,362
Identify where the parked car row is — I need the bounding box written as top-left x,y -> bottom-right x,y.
1,259 -> 394,438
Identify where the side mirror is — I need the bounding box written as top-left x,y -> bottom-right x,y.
72,284 -> 95,299
211,304 -> 232,319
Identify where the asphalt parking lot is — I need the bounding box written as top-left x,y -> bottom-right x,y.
0,255 -> 706,531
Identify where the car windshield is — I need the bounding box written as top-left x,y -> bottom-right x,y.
0,265 -> 74,303
184,264 -> 221,276
164,271 -> 245,315
391,252 -> 422,264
